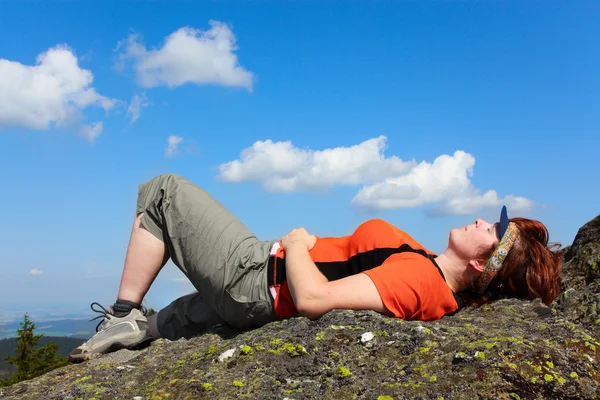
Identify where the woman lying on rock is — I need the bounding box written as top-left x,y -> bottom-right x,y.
70,174 -> 562,362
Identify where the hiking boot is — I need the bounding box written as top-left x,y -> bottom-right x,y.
69,302 -> 150,363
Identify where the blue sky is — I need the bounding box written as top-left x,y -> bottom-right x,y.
0,1 -> 598,322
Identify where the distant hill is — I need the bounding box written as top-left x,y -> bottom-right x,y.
0,319 -> 96,340
0,336 -> 85,379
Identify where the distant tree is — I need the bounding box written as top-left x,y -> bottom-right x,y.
0,314 -> 68,387
141,299 -> 157,316
6,314 -> 40,381
146,308 -> 157,316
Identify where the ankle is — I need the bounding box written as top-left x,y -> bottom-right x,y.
113,299 -> 141,317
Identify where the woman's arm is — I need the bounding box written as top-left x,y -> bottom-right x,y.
283,228 -> 388,320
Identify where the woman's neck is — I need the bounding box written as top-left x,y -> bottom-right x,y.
434,251 -> 478,293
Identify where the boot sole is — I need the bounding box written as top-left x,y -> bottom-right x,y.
69,330 -> 148,363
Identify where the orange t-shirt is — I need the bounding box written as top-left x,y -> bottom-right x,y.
267,219 -> 461,321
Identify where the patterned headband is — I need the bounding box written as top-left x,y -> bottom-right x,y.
475,222 -> 520,294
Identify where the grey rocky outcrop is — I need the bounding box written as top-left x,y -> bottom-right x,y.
1,214 -> 599,400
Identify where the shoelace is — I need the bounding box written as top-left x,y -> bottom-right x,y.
89,301 -> 149,332
89,302 -> 114,332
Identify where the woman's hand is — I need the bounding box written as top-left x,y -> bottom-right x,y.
282,228 -> 317,251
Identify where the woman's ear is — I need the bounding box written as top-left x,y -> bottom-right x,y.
468,258 -> 487,273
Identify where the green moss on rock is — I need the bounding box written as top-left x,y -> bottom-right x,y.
199,382 -> 214,391
337,366 -> 351,377
74,376 -> 91,384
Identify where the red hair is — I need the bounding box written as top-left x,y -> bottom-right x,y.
461,217 -> 563,307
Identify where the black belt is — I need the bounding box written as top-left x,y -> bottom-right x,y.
267,255 -> 286,286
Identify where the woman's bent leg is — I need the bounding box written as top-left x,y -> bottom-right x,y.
136,174 -> 276,331
71,173 -> 274,361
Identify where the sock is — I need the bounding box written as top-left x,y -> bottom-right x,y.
113,299 -> 141,317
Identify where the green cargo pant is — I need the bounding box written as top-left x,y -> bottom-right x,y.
135,174 -> 277,339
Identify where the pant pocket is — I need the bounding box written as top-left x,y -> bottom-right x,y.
221,288 -> 271,330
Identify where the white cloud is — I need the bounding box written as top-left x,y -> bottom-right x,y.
29,269 -> 43,276
165,135 -> 184,157
116,21 -> 254,90
434,191 -> 534,216
127,93 -> 150,123
218,136 -> 416,192
0,46 -> 115,137
351,150 -> 534,215
218,137 -> 534,215
80,122 -> 103,142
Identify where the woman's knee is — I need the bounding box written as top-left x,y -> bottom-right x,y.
136,174 -> 183,227
152,173 -> 184,187
138,174 -> 185,205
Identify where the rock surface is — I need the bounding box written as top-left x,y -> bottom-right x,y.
2,214 -> 599,400
555,214 -> 600,339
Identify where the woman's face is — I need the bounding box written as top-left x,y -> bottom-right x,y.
449,219 -> 501,262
